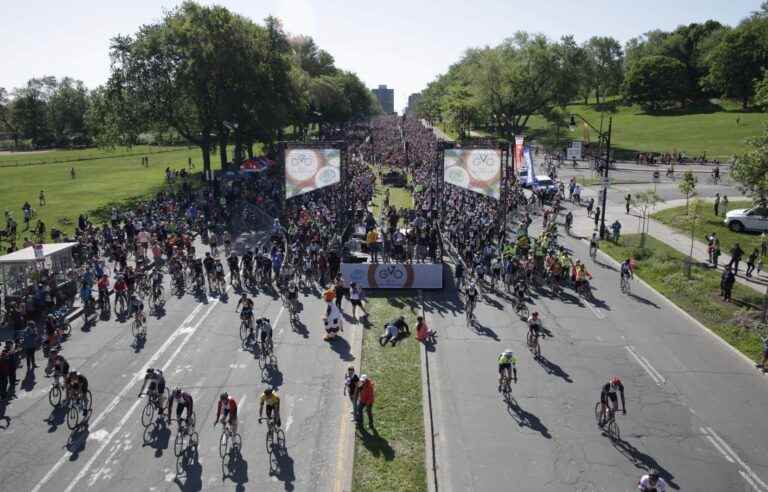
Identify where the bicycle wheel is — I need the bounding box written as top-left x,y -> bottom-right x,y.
62,322 -> 72,337
219,431 -> 229,458
49,385 -> 61,407
232,433 -> 242,453
67,404 -> 80,430
518,304 -> 529,319
174,431 -> 187,457
84,390 -> 93,414
533,340 -> 541,358
132,320 -> 141,339
594,402 -> 603,427
141,401 -> 155,427
265,427 -> 275,453
239,321 -> 249,344
526,332 -> 534,348
606,419 -> 620,440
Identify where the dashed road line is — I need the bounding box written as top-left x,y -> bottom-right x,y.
701,426 -> 768,491
625,345 -> 665,385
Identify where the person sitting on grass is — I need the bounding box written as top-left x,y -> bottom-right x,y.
415,316 -> 436,343
379,322 -> 400,346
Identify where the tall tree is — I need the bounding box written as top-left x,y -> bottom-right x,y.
47,77 -> 90,146
584,36 -> 624,103
11,76 -> 57,147
623,55 -> 689,110
731,125 -> 768,200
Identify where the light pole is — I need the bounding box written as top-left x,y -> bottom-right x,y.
570,114 -> 613,239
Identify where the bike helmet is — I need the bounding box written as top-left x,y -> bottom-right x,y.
220,392 -> 228,400
504,349 -> 514,356
264,388 -> 273,396
610,376 -> 621,387
532,311 -> 539,318
648,470 -> 660,481
146,368 -> 153,375
173,387 -> 182,397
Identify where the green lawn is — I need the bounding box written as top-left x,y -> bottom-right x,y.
652,200 -> 762,258
0,146 -> 217,238
370,167 -> 415,223
601,234 -> 766,363
352,296 -> 426,492
0,145 -> 183,167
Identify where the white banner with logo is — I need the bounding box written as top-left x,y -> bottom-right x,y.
341,263 -> 443,289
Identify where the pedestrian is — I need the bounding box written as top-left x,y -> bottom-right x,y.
586,198 -> 594,217
344,366 -> 359,418
721,266 -> 735,301
349,282 -> 367,321
729,242 -> 744,273
0,347 -> 10,400
22,323 -> 37,370
761,232 -> 768,258
39,190 -> 46,206
746,248 -> 759,277
356,375 -> 375,429
625,193 -> 631,214
712,241 -> 722,268
611,219 -> 622,242
713,193 -> 720,216
706,232 -> 718,264
722,195 -> 729,217
70,167 -> 76,179
334,274 -> 347,311
593,207 -> 601,230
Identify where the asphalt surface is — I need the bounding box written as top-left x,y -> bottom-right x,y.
0,216 -> 359,492
426,209 -> 768,491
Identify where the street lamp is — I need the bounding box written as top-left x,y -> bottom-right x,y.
570,113 -> 613,239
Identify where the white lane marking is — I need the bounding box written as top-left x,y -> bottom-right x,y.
30,300 -> 206,492
703,426 -> 768,491
64,295 -> 225,492
585,301 -> 605,319
742,470 -> 762,492
625,345 -> 665,386
88,429 -> 110,442
701,428 -> 735,463
284,395 -> 295,433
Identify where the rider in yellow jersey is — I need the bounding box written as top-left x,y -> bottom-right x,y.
497,349 -> 518,390
259,388 -> 281,427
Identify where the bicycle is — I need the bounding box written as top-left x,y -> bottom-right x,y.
259,416 -> 281,453
465,296 -> 476,326
141,387 -> 169,427
595,401 -> 620,440
114,292 -> 128,317
526,331 -> 541,358
499,374 -> 514,402
589,244 -> 598,261
514,299 -> 529,319
620,275 -> 631,294
218,419 -> 242,459
150,285 -> 165,311
48,376 -> 65,407
173,412 -> 199,457
66,389 -> 93,430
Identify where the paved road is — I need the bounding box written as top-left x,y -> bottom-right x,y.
0,216 -> 358,492
426,220 -> 768,491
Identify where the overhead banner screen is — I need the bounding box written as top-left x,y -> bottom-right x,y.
443,149 -> 502,200
285,148 -> 341,199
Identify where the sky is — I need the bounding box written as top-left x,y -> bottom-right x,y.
1,0 -> 762,113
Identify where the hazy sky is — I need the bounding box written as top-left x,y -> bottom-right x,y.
1,0 -> 762,112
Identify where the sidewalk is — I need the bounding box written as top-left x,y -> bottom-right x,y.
569,188 -> 765,295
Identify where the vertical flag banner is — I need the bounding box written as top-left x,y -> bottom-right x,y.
524,146 -> 535,185
443,148 -> 502,199
514,135 -> 525,173
285,148 -> 341,199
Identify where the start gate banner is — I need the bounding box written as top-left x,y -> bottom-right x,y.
341,263 -> 443,289
443,148 -> 502,199
285,148 -> 341,199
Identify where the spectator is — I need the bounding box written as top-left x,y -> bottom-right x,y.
344,366 -> 359,417
21,324 -> 37,370
349,282 -> 366,321
39,190 -> 46,206
415,316 -> 435,343
713,193 -> 720,216
728,242 -> 744,273
722,195 -> 729,217
721,266 -> 735,301
379,322 -> 400,346
625,193 -> 631,214
761,232 -> 768,258
366,227 -> 379,263
0,347 -> 11,400
356,375 -> 375,428
746,248 -> 759,277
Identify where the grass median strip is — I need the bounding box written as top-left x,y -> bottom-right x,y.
352,295 -> 426,492
602,234 -> 766,362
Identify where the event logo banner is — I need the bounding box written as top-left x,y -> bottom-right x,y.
341,263 -> 443,289
285,148 -> 341,199
514,135 -> 525,173
443,149 -> 501,199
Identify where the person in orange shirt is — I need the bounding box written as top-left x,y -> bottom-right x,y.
415,316 -> 435,343
366,228 -> 379,263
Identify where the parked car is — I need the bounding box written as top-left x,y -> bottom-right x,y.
724,206 -> 768,232
522,175 -> 558,197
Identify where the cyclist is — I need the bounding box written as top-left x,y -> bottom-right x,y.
513,277 -> 527,306
527,312 -> 544,342
257,317 -> 273,352
497,349 -> 518,390
227,252 -> 239,284
215,392 -> 238,434
97,274 -> 110,309
564,211 -> 573,232
589,232 -> 599,259
213,258 -> 225,290
286,278 -> 299,311
151,267 -> 163,298
236,293 -> 255,336
168,387 -> 194,427
65,370 -> 88,403
114,274 -> 128,305
203,253 -> 215,288
465,280 -> 479,313
599,376 -> 626,427
638,470 -> 667,491
192,257 -> 204,288
80,280 -> 94,312
138,368 -> 167,414
455,262 -> 465,291
573,260 -> 592,294
620,258 -> 634,286
242,250 -> 254,283
50,348 -> 70,385
131,293 -> 146,328
258,388 -> 282,427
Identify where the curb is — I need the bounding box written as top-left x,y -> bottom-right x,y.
585,237 -> 761,370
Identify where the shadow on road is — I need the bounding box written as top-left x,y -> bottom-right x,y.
66,425 -> 89,459
174,448 -> 202,492
506,399 -> 551,439
0,402 -> 10,429
536,355 -> 573,383
628,292 -> 660,308
222,449 -> 249,490
471,321 -> 500,341
143,419 -> 171,457
329,336 -> 355,361
46,405 -> 66,432
612,438 -> 680,490
268,430 -> 295,491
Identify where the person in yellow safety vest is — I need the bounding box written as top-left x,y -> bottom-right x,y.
517,235 -> 529,253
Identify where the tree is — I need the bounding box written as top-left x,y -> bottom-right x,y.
678,169 -> 698,208
47,77 -> 90,146
290,35 -> 337,77
631,190 -> 665,248
623,56 -> 689,110
0,87 -> 20,147
755,70 -> 768,109
11,76 -> 57,147
731,124 -> 768,201
704,18 -> 768,108
584,36 -> 624,103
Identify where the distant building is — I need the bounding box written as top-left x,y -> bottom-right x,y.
405,92 -> 422,115
372,84 -> 395,114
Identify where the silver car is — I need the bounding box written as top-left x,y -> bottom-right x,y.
724,207 -> 768,232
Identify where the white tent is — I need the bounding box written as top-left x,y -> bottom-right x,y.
0,242 -> 77,297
